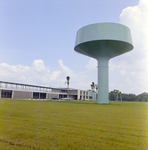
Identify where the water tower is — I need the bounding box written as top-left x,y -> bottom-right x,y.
74,23 -> 133,104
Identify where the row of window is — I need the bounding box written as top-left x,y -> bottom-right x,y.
1,90 -> 12,98
1,90 -> 95,100
80,91 -> 88,95
79,96 -> 89,100
1,90 -> 47,99
33,92 -> 46,99
0,91 -> 68,100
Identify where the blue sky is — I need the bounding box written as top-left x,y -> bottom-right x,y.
0,0 -> 147,95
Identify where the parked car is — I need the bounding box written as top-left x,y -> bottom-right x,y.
60,97 -> 73,100
51,98 -> 59,100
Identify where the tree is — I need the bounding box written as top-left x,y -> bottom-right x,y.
66,76 -> 70,89
109,91 -> 115,101
65,76 -> 70,100
110,91 -> 148,102
136,95 -> 141,102
113,89 -> 120,101
137,92 -> 148,102
119,92 -> 122,101
95,84 -> 98,93
91,82 -> 95,91
142,96 -> 148,102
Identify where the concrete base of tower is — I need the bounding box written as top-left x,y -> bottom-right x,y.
97,57 -> 109,104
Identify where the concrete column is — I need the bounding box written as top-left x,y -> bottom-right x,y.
31,92 -> 33,99
46,93 -> 48,100
79,90 -> 80,100
97,57 -> 109,104
12,90 -> 14,99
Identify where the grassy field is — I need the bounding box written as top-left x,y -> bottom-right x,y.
0,99 -> 148,150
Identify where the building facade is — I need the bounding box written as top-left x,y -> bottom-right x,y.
0,81 -> 97,100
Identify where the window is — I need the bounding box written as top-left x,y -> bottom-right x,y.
33,92 -> 39,99
1,90 -> 12,98
40,93 -> 46,99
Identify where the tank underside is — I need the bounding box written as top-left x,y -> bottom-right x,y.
74,40 -> 133,59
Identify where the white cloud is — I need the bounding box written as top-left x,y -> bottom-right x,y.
86,58 -> 97,71
116,0 -> 148,94
59,59 -> 73,76
0,59 -> 91,90
59,59 -> 90,89
32,59 -> 47,73
120,70 -> 126,75
120,0 -> 148,57
0,60 -> 60,86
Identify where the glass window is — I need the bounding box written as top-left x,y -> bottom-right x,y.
40,93 -> 46,99
1,90 -> 12,98
33,92 -> 39,99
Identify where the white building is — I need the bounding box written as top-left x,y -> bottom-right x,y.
0,81 -> 97,100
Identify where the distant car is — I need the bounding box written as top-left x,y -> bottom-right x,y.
60,98 -> 66,100
51,98 -> 59,100
60,98 -> 68,100
60,97 -> 73,100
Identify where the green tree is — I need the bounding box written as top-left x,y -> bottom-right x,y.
65,76 -> 70,100
136,95 -> 141,102
119,92 -> 122,101
109,91 -> 115,101
91,82 -> 95,91
113,89 -> 120,101
66,76 -> 70,89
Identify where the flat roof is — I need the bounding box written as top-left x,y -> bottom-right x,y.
0,81 -> 67,91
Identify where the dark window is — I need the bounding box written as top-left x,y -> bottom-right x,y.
33,92 -> 39,99
1,90 -> 12,98
59,94 -> 67,99
89,96 -> 92,100
40,93 -> 46,99
61,90 -> 66,93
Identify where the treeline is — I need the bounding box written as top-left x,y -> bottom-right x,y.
109,91 -> 148,102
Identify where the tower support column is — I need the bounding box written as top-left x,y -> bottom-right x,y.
97,57 -> 109,104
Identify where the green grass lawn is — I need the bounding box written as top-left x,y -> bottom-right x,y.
0,99 -> 148,150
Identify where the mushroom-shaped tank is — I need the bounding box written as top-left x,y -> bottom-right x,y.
74,23 -> 133,104
74,23 -> 133,59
